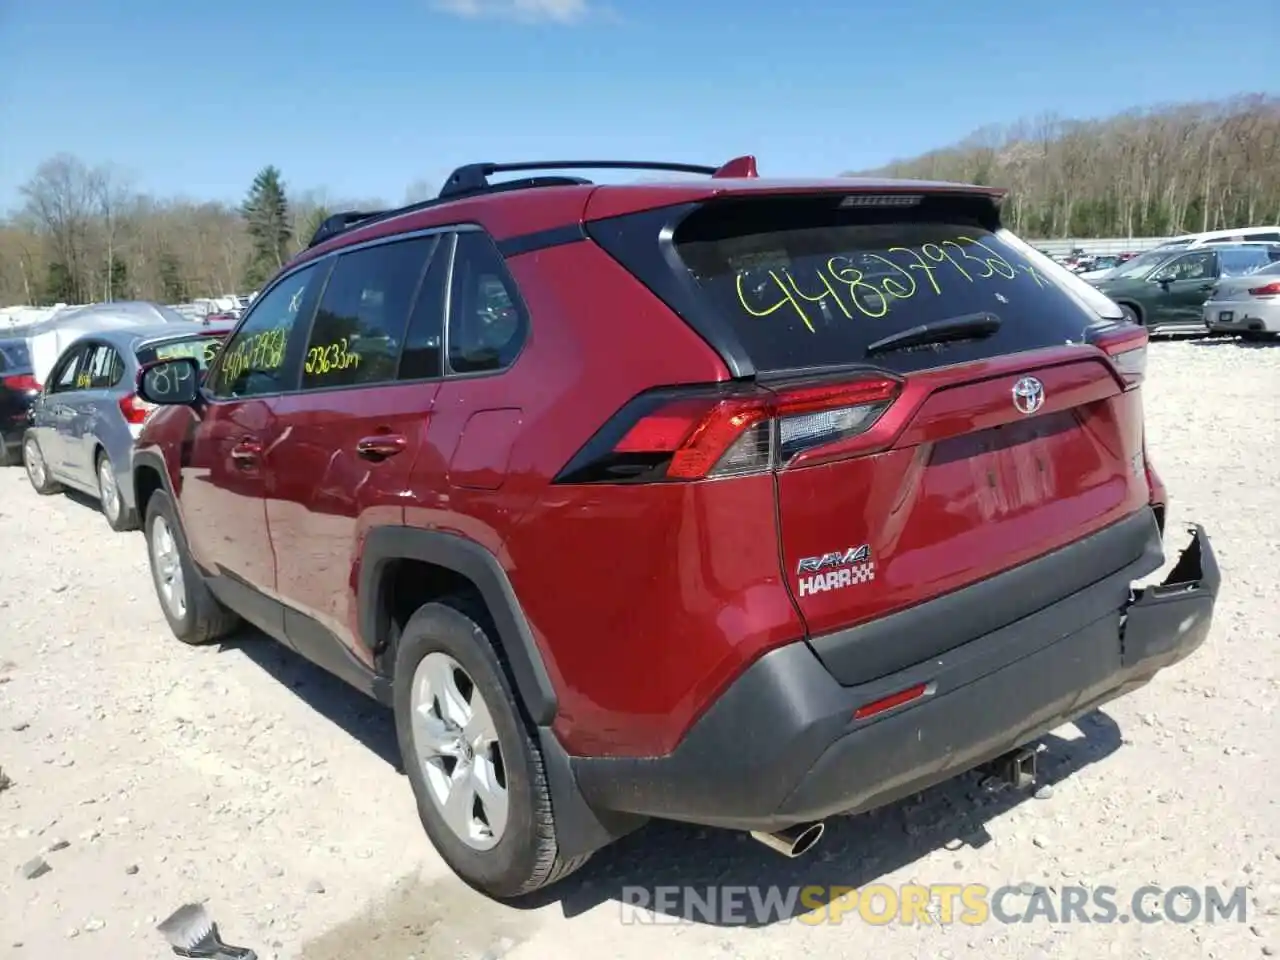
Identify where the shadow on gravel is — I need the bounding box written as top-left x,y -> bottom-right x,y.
216,629 -> 1125,929
521,709 -> 1124,926
221,630 -> 403,771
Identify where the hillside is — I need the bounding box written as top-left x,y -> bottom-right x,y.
850,95 -> 1280,239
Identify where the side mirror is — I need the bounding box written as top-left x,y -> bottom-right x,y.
1153,272 -> 1175,285
138,357 -> 201,406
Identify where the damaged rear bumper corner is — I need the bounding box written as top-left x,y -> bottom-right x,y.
1120,522 -> 1220,675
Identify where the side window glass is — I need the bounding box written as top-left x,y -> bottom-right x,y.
446,232 -> 527,374
86,345 -> 123,389
1221,252 -> 1264,278
300,236 -> 435,391
398,237 -> 449,381
210,265 -> 318,398
51,348 -> 84,393
1164,253 -> 1213,281
73,345 -> 103,389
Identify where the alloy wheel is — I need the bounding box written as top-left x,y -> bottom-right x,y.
409,652 -> 509,851
150,515 -> 187,620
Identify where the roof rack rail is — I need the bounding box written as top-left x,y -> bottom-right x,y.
305,155 -> 759,250
438,156 -> 758,199
307,210 -> 389,248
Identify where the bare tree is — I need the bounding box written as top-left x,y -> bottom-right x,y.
850,94 -> 1280,239
19,154 -> 102,302
95,163 -> 134,301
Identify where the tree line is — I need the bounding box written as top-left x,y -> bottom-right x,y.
852,94 -> 1280,240
0,158 -> 391,308
3,94 -> 1278,307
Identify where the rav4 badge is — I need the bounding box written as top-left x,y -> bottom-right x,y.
796,544 -> 875,597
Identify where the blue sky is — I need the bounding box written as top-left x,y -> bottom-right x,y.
1,0 -> 1276,212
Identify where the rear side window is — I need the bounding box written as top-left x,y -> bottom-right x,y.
671,195 -> 1102,374
300,236 -> 437,391
82,344 -> 125,389
0,340 -> 31,371
1220,249 -> 1276,276
447,231 -> 527,374
138,335 -> 225,371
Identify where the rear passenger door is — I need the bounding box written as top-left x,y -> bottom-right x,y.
268,232 -> 447,668
401,229 -> 531,538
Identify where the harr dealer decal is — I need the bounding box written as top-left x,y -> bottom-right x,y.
795,544 -> 875,597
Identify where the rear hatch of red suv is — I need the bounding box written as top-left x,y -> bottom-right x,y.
585,186 -> 1155,685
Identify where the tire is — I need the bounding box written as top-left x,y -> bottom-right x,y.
1119,303 -> 1141,326
143,488 -> 240,645
393,596 -> 590,899
22,434 -> 62,495
96,450 -> 136,532
1241,331 -> 1278,343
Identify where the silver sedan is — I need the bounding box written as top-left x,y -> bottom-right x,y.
1203,260 -> 1280,340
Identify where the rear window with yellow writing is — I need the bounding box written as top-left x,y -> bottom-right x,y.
138,334 -> 226,371
673,194 -> 1100,374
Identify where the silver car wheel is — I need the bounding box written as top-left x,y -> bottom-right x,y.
150,515 -> 187,620
23,438 -> 45,488
410,652 -> 509,851
98,457 -> 120,522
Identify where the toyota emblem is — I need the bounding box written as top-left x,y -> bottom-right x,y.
1011,376 -> 1045,415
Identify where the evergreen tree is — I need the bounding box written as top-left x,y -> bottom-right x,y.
43,261 -> 75,304
240,165 -> 292,288
158,252 -> 187,303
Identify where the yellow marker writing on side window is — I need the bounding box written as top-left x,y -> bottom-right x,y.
305,339 -> 362,376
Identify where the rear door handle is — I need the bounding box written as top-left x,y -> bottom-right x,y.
355,434 -> 407,460
230,438 -> 263,464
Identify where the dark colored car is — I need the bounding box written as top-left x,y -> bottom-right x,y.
0,336 -> 38,466
129,157 -> 1220,899
1090,243 -> 1280,333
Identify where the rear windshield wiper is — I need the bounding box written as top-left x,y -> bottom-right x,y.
864,312 -> 1002,358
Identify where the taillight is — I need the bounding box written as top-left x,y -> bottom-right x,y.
118,393 -> 156,425
1089,323 -> 1148,390
555,375 -> 902,484
1,374 -> 39,392
1248,281 -> 1280,297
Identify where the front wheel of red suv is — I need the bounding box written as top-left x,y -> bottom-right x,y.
393,597 -> 589,899
143,489 -> 241,645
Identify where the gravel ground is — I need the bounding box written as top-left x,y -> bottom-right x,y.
1,337 -> 1277,960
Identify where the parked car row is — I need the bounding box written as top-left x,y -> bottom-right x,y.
0,304 -> 233,514
1,158 -> 1221,905
1086,242 -> 1280,337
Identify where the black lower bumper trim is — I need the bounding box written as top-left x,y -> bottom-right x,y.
568,514 -> 1218,832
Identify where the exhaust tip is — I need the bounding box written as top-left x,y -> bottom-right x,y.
749,821 -> 825,858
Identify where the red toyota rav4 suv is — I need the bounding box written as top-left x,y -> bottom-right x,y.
130,157 -> 1219,899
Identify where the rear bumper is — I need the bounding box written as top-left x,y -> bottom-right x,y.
569,510 -> 1218,831
1203,299 -> 1280,333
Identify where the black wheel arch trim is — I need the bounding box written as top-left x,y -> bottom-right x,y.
131,448 -> 177,513
359,526 -> 559,726
1115,299 -> 1145,324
